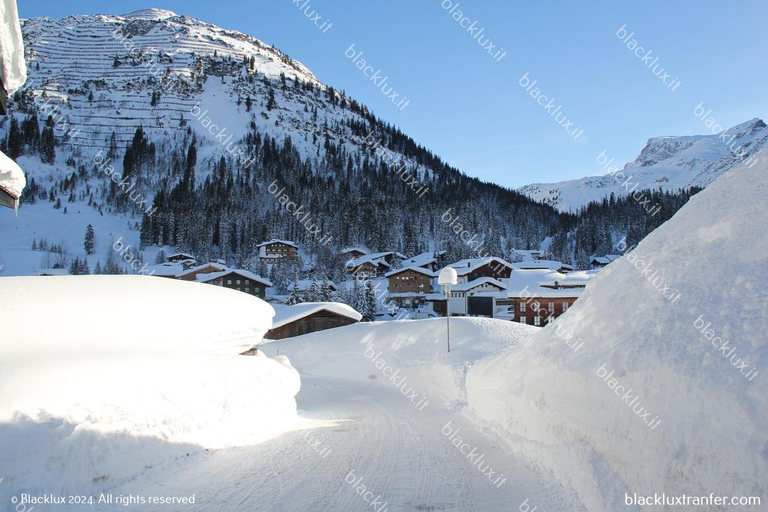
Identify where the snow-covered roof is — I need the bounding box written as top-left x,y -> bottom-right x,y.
506,268 -> 593,299
452,277 -> 506,292
340,246 -> 368,255
140,262 -> 186,277
176,262 -> 228,278
0,150 -> 26,210
0,0 -> 27,97
167,252 -> 195,260
591,255 -> 620,265
447,257 -> 515,276
269,302 -> 362,330
402,251 -> 445,268
514,259 -> 573,272
346,255 -> 392,269
257,239 -> 299,249
196,268 -> 272,286
384,266 -> 436,278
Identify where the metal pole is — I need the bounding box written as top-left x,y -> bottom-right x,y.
446,286 -> 451,353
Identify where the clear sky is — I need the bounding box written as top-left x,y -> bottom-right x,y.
19,0 -> 768,188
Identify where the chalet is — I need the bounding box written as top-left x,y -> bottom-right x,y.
257,239 -> 299,262
385,266 -> 436,307
591,255 -> 620,268
345,252 -> 406,277
448,277 -> 507,316
507,269 -> 598,326
177,262 -> 228,281
166,252 -> 196,264
265,302 -> 362,340
340,247 -> 368,259
140,261 -> 188,278
0,151 -> 24,210
447,257 -> 516,283
196,269 -> 271,299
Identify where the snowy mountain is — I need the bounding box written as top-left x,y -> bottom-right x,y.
470,149 -> 768,510
519,118 -> 768,212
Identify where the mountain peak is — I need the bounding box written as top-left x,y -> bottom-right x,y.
122,8 -> 178,20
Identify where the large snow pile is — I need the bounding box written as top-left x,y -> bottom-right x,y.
264,317 -> 537,408
468,152 -> 768,510
0,276 -> 300,503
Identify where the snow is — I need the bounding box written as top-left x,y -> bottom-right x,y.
0,0 -> 26,95
269,301 -> 362,331
0,275 -> 301,505
0,149 -> 25,208
468,151 -> 768,511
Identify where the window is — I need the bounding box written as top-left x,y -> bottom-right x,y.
548,302 -> 554,312
534,316 -> 541,326
519,302 -> 526,312
236,280 -> 241,285
245,280 -> 250,285
227,279 -> 232,285
245,288 -> 250,293
519,317 -> 527,324
532,301 -> 540,312
562,301 -> 569,311
546,315 -> 554,324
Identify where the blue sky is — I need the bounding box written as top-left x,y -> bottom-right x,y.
20,0 -> 768,188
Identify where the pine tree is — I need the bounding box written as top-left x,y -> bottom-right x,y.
287,278 -> 302,305
94,261 -> 102,274
320,275 -> 333,302
84,224 -> 95,255
307,278 -> 320,302
362,279 -> 377,321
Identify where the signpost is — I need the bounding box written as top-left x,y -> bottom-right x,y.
438,267 -> 458,353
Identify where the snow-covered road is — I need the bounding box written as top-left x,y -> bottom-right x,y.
107,377 -> 583,511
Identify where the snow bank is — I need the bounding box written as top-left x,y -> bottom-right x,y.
0,276 -> 300,503
467,152 -> 768,510
0,0 -> 27,95
264,317 -> 537,408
